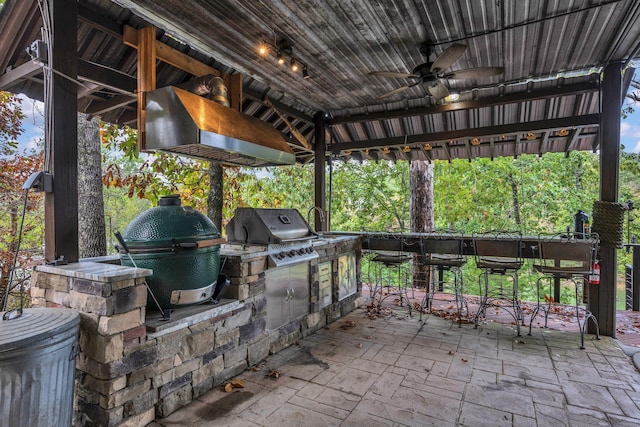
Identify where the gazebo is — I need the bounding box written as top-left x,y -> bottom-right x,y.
0,0 -> 638,341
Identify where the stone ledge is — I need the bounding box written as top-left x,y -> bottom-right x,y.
145,299 -> 243,335
35,262 -> 152,282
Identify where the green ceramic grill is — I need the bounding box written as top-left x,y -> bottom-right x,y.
119,195 -> 222,309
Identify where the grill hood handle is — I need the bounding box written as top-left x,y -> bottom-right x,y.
114,231 -> 130,253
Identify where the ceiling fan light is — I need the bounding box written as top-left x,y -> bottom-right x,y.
444,92 -> 460,102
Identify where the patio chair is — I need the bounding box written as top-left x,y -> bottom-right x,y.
419,232 -> 469,326
473,231 -> 525,336
528,232 -> 600,349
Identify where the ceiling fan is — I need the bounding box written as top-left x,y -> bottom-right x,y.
369,42 -> 504,100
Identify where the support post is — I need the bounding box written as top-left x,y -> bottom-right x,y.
44,0 -> 78,263
313,112 -> 326,232
593,61 -> 623,336
136,26 -> 156,151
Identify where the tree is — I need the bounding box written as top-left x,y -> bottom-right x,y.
0,91 -> 23,154
410,160 -> 434,289
78,114 -> 106,257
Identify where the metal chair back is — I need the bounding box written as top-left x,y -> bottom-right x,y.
473,231 -> 523,268
536,233 -> 598,275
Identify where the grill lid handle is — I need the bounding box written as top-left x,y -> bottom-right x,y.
278,215 -> 291,224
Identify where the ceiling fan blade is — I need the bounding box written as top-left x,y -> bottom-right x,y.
445,66 -> 505,80
377,85 -> 412,99
427,81 -> 449,100
430,43 -> 467,73
369,71 -> 418,78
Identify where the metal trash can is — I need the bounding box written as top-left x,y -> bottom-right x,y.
0,308 -> 80,426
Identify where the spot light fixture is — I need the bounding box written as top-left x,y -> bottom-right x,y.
258,37 -> 311,79
526,132 -> 536,140
558,128 -> 569,136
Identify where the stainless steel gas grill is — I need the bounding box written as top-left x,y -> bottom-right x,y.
226,207 -> 319,267
226,208 -> 319,329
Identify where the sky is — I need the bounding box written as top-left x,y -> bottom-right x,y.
10,70 -> 640,155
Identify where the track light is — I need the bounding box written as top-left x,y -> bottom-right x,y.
260,36 -> 311,79
258,43 -> 268,56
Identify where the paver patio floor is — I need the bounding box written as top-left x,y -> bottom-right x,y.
150,296 -> 640,426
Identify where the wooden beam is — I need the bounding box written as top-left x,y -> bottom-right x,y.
329,114 -> 600,153
313,112 -> 327,232
538,131 -> 549,156
78,59 -> 137,94
243,89 -> 314,124
137,26 -> 156,151
565,128 -> 582,157
327,82 -> 600,125
593,61 -> 623,337
84,94 -> 136,116
44,0 -> 78,263
228,73 -> 243,112
123,24 -> 223,79
0,60 -> 41,90
489,136 -> 495,160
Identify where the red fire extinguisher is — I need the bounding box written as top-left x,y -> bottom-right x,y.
589,260 -> 600,285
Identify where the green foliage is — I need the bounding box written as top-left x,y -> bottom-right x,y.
0,91 -> 24,155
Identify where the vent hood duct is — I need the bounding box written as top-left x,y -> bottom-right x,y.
145,86 -> 296,166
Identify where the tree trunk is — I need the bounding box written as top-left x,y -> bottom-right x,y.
410,160 -> 434,289
77,114 -> 106,258
207,162 -> 223,231
507,172 -> 521,226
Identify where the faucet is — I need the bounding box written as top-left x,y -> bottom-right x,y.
307,206 -> 325,231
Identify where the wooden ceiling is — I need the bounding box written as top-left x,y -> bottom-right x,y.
1,0 -> 639,163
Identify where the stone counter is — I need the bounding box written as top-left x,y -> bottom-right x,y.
30,234 -> 363,426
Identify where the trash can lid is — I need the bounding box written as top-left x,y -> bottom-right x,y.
0,308 -> 79,352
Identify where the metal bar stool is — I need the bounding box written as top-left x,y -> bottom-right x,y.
369,251 -> 413,314
528,232 -> 600,349
474,231 -> 525,336
419,233 -> 468,326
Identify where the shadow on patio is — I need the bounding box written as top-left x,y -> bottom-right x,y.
149,291 -> 640,426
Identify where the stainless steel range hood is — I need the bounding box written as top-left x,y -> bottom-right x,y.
145,86 -> 295,166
